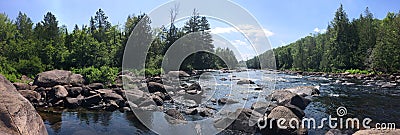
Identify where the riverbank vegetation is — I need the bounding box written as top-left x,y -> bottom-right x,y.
248,5 -> 400,74
0,8 -> 238,82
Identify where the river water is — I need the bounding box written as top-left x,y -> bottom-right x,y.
38,70 -> 400,135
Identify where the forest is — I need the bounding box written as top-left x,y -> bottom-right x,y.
247,5 -> 400,74
0,8 -> 238,83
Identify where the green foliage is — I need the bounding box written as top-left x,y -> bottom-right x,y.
345,69 -> 372,74
257,5 -> 400,74
72,66 -> 119,84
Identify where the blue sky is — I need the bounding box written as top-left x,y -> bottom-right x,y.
1,0 -> 399,60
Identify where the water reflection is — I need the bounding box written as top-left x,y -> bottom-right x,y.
38,108 -> 156,135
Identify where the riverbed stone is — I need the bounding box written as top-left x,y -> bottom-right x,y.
67,87 -> 82,97
88,83 -> 104,90
237,79 -> 255,84
0,74 -> 48,135
13,82 -> 31,90
165,109 -> 186,120
18,90 -> 41,104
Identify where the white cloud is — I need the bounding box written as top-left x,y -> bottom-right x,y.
210,27 -> 236,34
313,27 -> 326,33
231,40 -> 247,46
211,25 -> 274,37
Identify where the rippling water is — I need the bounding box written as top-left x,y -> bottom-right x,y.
39,70 -> 400,135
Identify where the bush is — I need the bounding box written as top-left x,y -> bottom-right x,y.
345,69 -> 372,74
72,66 -> 119,84
15,56 -> 44,78
0,56 -> 20,82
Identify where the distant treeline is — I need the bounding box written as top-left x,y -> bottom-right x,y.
247,5 -> 400,73
0,8 -> 238,82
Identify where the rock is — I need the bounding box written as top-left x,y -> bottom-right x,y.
65,97 -> 82,108
102,91 -> 124,101
18,90 -> 41,103
237,79 -> 255,85
147,82 -> 167,93
214,108 -> 262,133
81,94 -> 102,107
268,90 -> 311,110
186,90 -> 199,95
151,95 -> 163,106
125,89 -> 150,105
168,71 -> 190,77
353,129 -> 400,135
218,98 -> 239,105
70,74 -> 85,86
184,108 -> 198,115
33,70 -> 72,87
88,83 -> 104,90
67,87 -> 82,97
286,86 -> 320,97
266,106 -> 300,134
198,108 -> 214,117
188,83 -> 201,91
13,82 -> 30,90
176,99 -> 198,108
165,109 -> 186,120
0,74 -> 48,135
342,82 -> 356,86
51,85 -> 68,99
381,82 -> 397,88
285,104 -> 305,118
251,101 -> 276,114
20,75 -> 33,83
325,129 -> 347,135
105,100 -> 119,111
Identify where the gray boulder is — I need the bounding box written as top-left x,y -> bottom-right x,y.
33,70 -> 72,87
0,75 -> 48,135
268,90 -> 311,110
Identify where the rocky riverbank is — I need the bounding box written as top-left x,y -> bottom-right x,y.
281,70 -> 400,88
4,69 -> 398,134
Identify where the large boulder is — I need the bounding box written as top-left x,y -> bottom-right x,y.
33,70 -> 72,87
265,106 -> 301,135
268,90 -> 311,110
147,82 -> 167,93
214,108 -> 262,133
0,75 -> 48,135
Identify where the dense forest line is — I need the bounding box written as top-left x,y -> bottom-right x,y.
247,5 -> 400,74
0,8 -> 238,82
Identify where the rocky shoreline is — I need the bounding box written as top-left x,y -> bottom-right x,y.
281,70 -> 400,88
2,69 -> 400,134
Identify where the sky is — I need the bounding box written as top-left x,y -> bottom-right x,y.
1,0 -> 400,60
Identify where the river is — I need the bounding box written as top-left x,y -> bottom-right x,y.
38,70 -> 400,135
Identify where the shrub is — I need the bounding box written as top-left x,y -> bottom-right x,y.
72,66 -> 119,84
